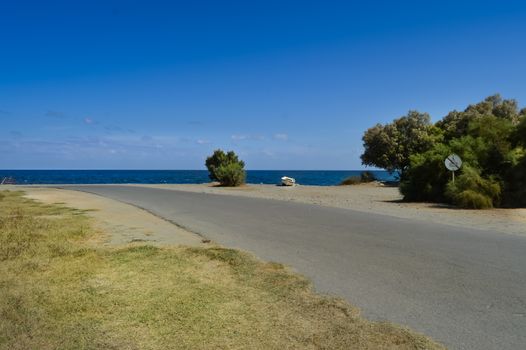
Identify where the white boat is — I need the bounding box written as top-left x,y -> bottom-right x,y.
281,176 -> 296,186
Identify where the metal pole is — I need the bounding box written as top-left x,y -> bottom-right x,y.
452,171 -> 455,183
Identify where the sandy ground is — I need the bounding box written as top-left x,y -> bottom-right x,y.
135,182 -> 526,236
16,186 -> 204,247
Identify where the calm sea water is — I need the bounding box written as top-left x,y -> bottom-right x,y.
0,170 -> 395,186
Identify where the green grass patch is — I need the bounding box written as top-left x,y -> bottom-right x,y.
0,190 -> 444,349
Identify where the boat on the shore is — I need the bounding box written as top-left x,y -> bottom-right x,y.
280,176 -> 296,186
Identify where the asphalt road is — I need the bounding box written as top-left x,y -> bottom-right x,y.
62,185 -> 526,350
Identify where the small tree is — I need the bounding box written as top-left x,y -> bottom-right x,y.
361,111 -> 440,178
205,149 -> 246,186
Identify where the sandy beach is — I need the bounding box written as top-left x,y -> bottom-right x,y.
134,182 -> 526,236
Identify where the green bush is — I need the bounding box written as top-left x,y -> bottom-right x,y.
449,190 -> 493,209
339,172 -> 377,186
214,162 -> 246,187
502,155 -> 526,207
445,167 -> 501,209
205,149 -> 245,182
400,144 -> 451,202
205,149 -> 246,186
512,115 -> 526,146
360,171 -> 376,183
339,176 -> 361,186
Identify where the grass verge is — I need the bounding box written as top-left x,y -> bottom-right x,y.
0,190 -> 444,349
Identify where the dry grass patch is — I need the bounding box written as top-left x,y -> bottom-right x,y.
0,190 -> 444,349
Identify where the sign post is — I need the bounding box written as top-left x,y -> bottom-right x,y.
444,154 -> 462,182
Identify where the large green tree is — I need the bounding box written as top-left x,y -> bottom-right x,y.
412,95 -> 523,208
361,111 -> 440,177
363,94 -> 526,208
436,94 -> 521,141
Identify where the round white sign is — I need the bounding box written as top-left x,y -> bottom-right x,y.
445,154 -> 462,171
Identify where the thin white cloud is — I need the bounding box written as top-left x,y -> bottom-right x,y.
273,133 -> 288,141
231,134 -> 248,140
231,134 -> 265,141
196,139 -> 210,144
84,117 -> 94,125
262,150 -> 275,157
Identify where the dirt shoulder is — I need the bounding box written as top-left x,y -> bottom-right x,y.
135,183 -> 526,236
19,186 -> 204,247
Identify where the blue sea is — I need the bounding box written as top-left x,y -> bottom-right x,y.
0,170 -> 396,186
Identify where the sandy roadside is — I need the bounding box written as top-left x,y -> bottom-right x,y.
133,182 -> 526,236
13,186 -> 204,247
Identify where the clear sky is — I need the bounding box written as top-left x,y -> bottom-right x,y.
1,0 -> 525,170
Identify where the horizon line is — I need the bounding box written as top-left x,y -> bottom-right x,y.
0,168 -> 382,172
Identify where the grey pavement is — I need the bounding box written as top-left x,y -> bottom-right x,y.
61,185 -> 526,350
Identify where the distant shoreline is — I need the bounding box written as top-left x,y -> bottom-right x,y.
0,169 -> 396,186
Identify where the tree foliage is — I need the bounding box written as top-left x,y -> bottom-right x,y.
361,111 -> 440,177
445,166 -> 501,209
512,113 -> 526,147
436,94 -> 521,141
363,94 -> 526,208
205,149 -> 246,186
503,156 -> 526,207
399,143 -> 451,202
214,162 -> 246,187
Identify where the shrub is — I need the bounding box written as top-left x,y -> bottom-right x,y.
205,149 -> 245,182
400,144 -> 451,202
449,190 -> 493,209
205,149 -> 246,186
214,162 -> 246,187
339,176 -> 361,186
360,171 -> 376,183
445,167 -> 501,209
502,155 -> 526,207
339,172 -> 377,186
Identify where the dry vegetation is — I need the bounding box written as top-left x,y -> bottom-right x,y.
0,190 -> 444,349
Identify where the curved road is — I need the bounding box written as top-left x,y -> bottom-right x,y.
62,185 -> 526,349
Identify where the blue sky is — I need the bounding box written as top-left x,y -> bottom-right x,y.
1,0 -> 525,169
